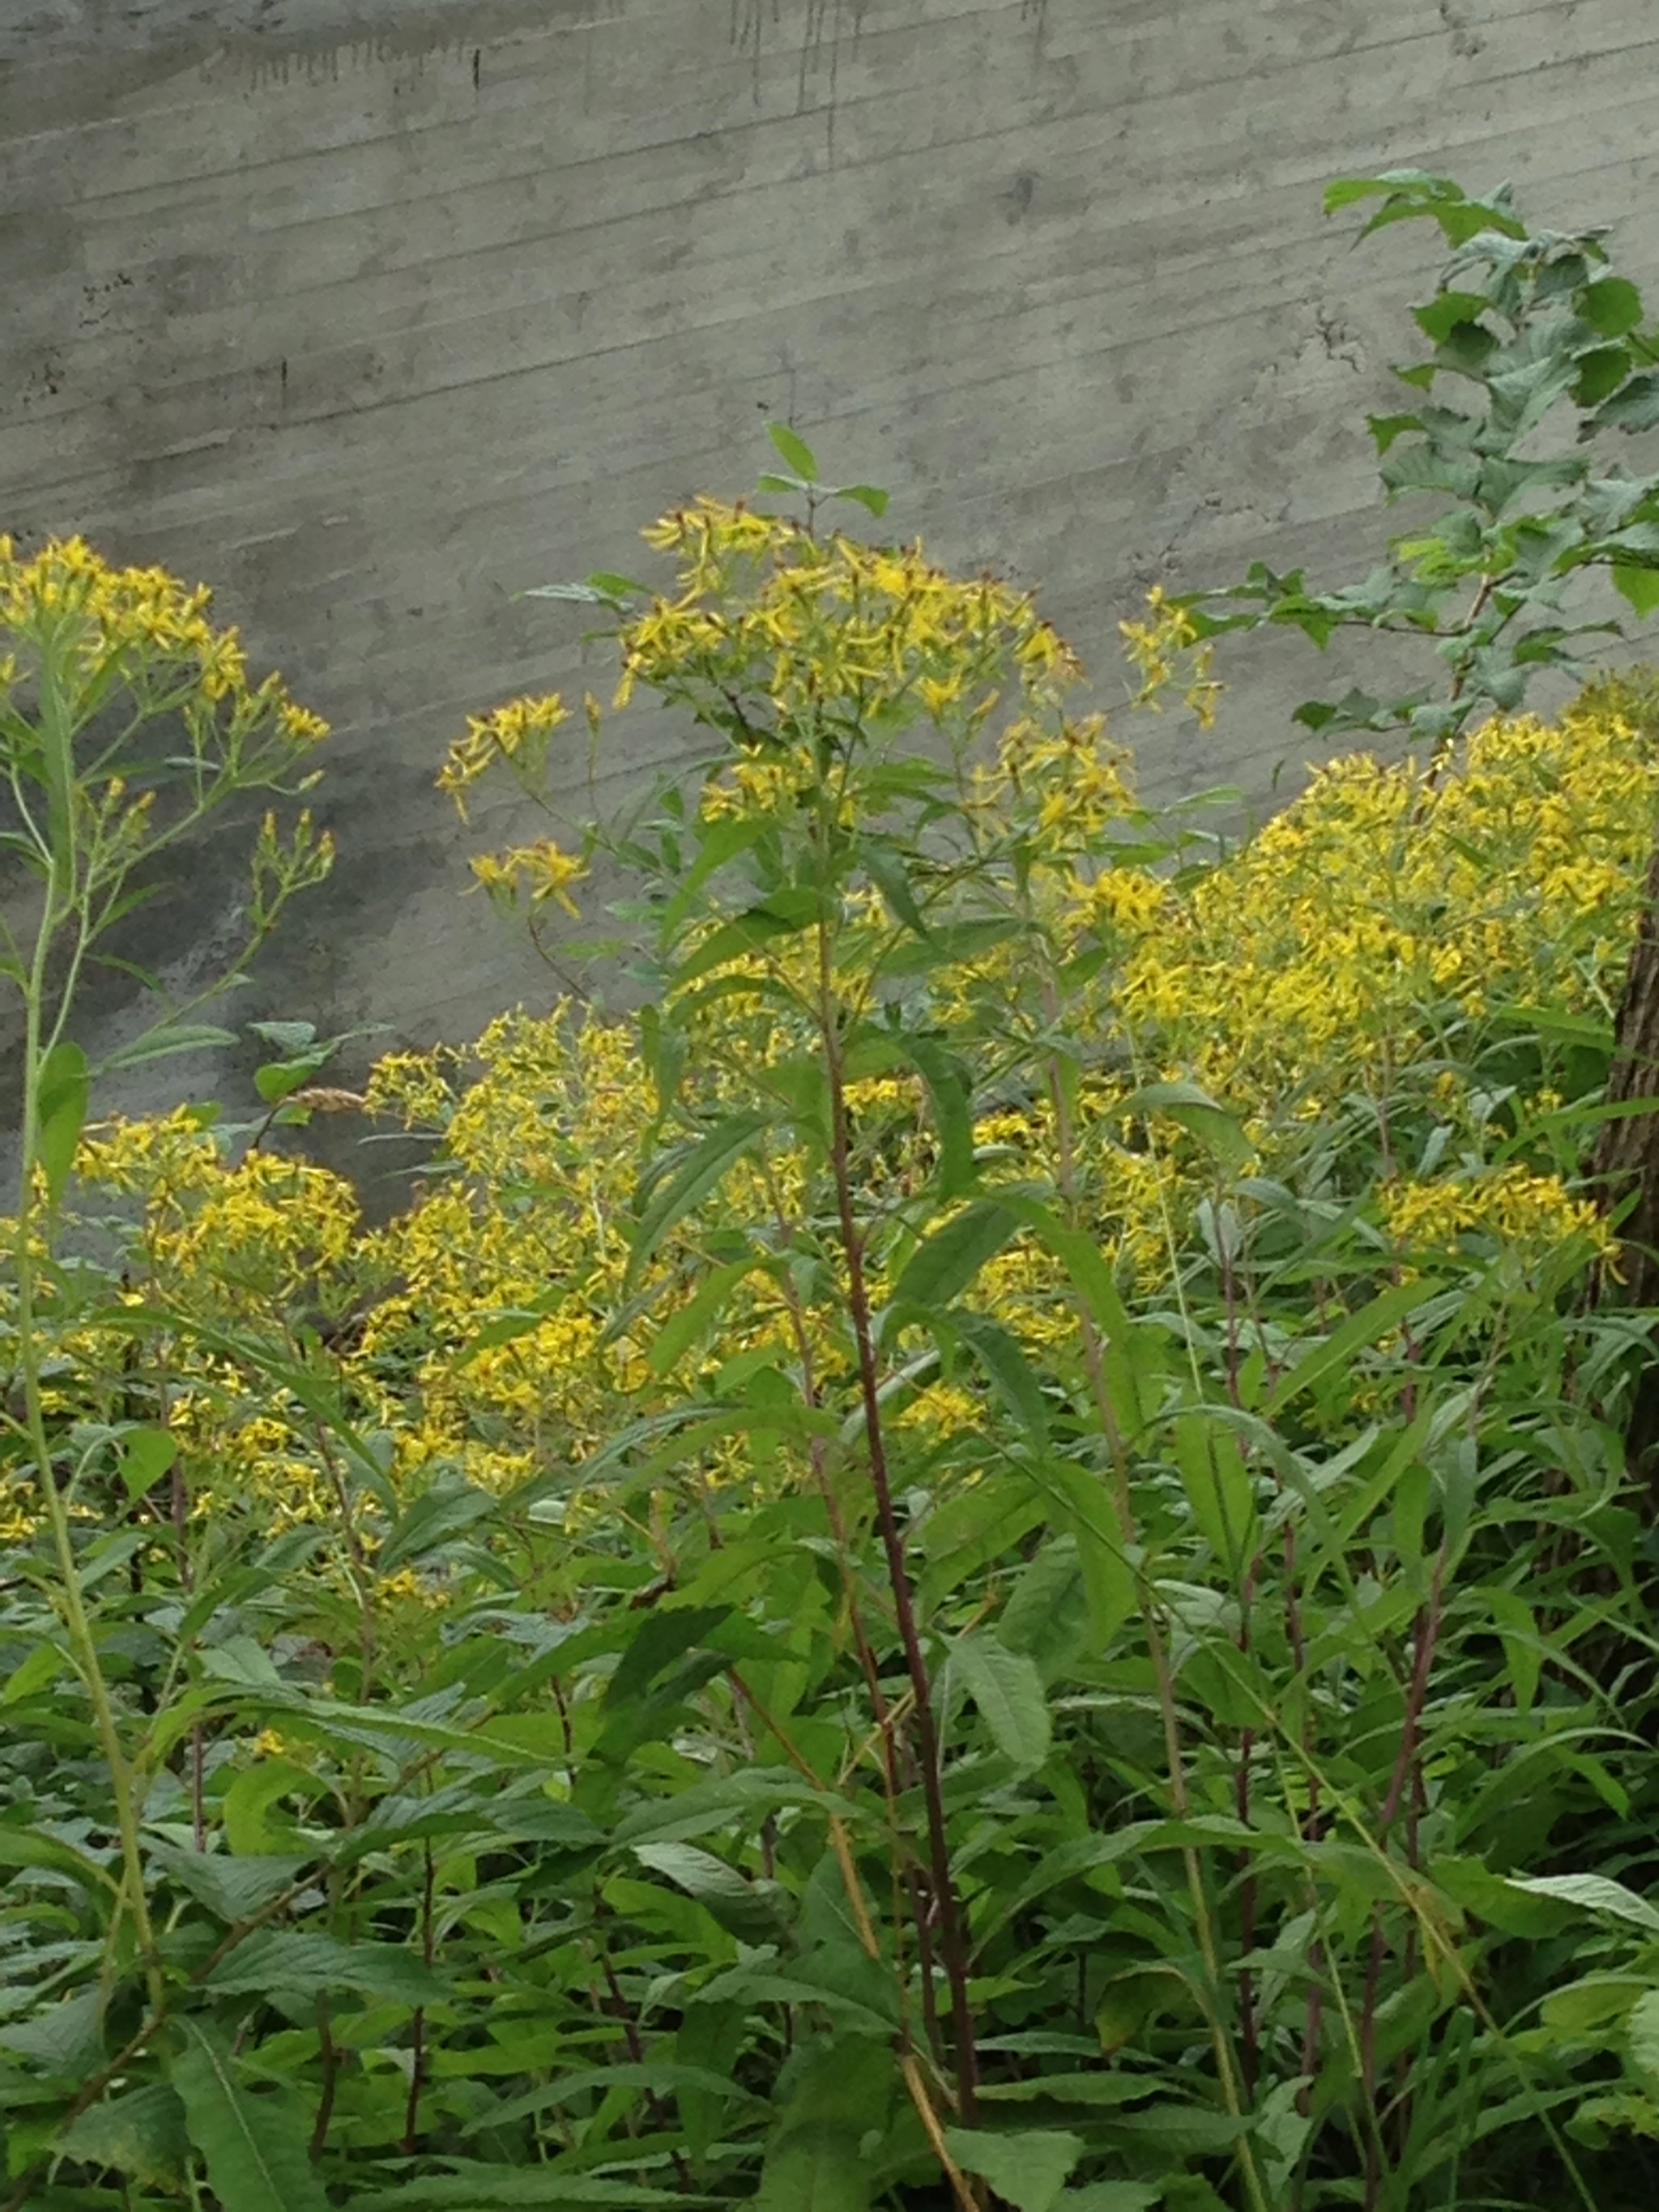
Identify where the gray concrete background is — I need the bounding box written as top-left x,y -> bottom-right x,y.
3,0 -> 1659,1111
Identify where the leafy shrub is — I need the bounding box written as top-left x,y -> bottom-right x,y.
7,184 -> 1659,2212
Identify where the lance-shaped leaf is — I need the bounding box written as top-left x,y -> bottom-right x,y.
171,2020 -> 331,2212
626,1112 -> 774,1290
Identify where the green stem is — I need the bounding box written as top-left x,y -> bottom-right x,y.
16,898 -> 164,2015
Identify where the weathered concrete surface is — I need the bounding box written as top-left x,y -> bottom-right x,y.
4,0 -> 1659,1109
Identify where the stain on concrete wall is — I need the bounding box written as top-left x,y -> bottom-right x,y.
3,0 -> 1658,1099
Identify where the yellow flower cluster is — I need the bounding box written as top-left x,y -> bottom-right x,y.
1119,586 -> 1222,727
437,693 -> 569,820
621,501 -> 1078,728
470,838 -> 587,914
1379,1165 -> 1612,1261
0,535 -> 329,739
1115,692 -> 1659,1100
13,510 -> 1643,1554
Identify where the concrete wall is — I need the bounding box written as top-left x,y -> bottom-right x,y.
4,0 -> 1659,1095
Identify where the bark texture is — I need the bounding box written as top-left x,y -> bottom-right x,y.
1593,840 -> 1659,1486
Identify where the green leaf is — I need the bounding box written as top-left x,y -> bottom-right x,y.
254,1052 -> 329,1104
756,2123 -> 869,2211
890,1201 -> 1017,1311
647,1260 -> 759,1376
354,2174 -> 707,2208
626,1112 -> 774,1290
171,2021 -> 333,2212
1595,371 -> 1659,433
766,422 -> 820,482
203,1929 -> 446,2005
664,813 -> 770,933
118,1425 -> 178,1502
1501,1873 -> 1659,1934
1612,562 -> 1659,617
473,2062 -> 758,2135
377,1476 -> 498,1570
944,2126 -> 1085,2212
1029,1460 -> 1138,1653
834,483 -> 890,517
0,1988 -> 104,2076
1413,290 -> 1492,344
100,1023 -> 238,1071
1,1641 -> 68,1706
979,2074 -> 1158,2108
951,1631 -> 1052,1771
0,1819 -> 118,1893
1172,1410 -> 1257,1568
1103,2104 -> 1249,2154
1263,1280 -> 1442,1415
954,1309 -> 1050,1439
858,834 -> 931,941
999,1538 -> 1092,1683
1059,2189 -> 1161,2212
35,1040 -> 89,1206
901,1034 -> 975,1196
57,2084 -> 188,2188
1117,1080 -> 1252,1166
1574,344 -> 1633,406
672,889 -> 823,987
246,1019 -> 318,1053
1580,276 -> 1645,337
150,1845 -> 309,1923
633,1840 -> 794,1944
222,1759 -> 314,1855
1628,1989 -> 1659,2081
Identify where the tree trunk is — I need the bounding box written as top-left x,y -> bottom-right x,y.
1592,839 -> 1659,1486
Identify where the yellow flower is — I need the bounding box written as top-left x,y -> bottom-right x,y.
470,838 -> 587,916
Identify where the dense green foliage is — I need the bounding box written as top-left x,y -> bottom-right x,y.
5,176 -> 1659,2212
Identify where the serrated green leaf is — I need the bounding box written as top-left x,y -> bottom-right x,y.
1580,277 -> 1644,337
151,1845 -> 309,1923
999,1537 -> 1092,1683
1596,371 -> 1659,433
944,2126 -> 1084,2212
171,2022 -> 333,2212
203,1929 -> 445,2004
0,1988 -> 104,2076
57,2083 -> 188,2187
